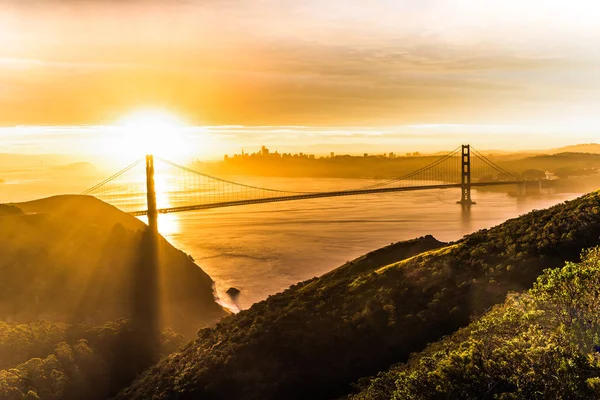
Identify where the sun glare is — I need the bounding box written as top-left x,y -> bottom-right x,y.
115,109 -> 189,160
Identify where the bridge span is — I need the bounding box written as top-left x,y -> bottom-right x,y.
130,181 -> 522,216
82,144 -> 534,230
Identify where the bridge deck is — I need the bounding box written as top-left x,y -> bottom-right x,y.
130,180 -> 523,216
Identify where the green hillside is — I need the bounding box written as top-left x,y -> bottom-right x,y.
353,248 -> 600,399
118,191 -> 600,400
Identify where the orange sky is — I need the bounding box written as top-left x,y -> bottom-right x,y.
1,0 -> 600,155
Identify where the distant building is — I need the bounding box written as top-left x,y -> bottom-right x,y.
261,146 -> 270,156
330,152 -> 335,158
364,153 -> 368,157
545,171 -> 558,180
389,152 -> 395,158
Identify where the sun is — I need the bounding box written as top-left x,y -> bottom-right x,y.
114,109 -> 189,160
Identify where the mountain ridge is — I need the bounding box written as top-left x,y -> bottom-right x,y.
1,195 -> 228,337
117,190 -> 600,400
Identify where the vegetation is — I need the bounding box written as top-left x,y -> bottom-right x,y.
0,196 -> 231,399
0,319 -> 186,400
1,195 -> 226,336
118,192 -> 600,400
6,192 -> 600,399
353,248 -> 600,399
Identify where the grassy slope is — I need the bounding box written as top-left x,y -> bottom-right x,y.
117,191 -> 600,400
1,195 -> 227,336
353,250 -> 600,399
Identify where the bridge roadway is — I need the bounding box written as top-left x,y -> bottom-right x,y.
129,180 -> 524,216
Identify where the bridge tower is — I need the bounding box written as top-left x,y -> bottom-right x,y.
458,144 -> 475,206
145,154 -> 158,231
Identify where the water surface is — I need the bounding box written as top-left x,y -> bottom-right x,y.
3,171 -> 581,311
148,177 -> 580,310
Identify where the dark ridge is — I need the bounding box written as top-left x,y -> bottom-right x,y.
0,203 -> 23,216
1,195 -> 227,337
117,191 -> 600,400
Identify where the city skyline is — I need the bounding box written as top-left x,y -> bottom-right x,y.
2,122 -> 599,165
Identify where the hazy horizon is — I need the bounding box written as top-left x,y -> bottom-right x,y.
1,124 -> 599,165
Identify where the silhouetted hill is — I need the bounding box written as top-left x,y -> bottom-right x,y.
505,152 -> 600,170
498,152 -> 600,186
0,203 -> 23,216
0,153 -> 72,169
17,195 -> 143,231
51,161 -> 98,173
1,195 -> 227,337
118,191 -> 600,400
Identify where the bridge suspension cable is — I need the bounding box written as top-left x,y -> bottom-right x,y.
81,145 -> 524,216
357,146 -> 463,190
81,157 -> 148,213
469,146 -> 519,181
155,157 -> 312,194
81,158 -> 144,195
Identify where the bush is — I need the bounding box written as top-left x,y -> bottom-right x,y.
355,248 -> 600,399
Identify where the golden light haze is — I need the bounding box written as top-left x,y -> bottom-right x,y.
1,0 -> 600,155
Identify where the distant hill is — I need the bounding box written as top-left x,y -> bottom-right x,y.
549,143 -> 600,154
1,195 -> 227,337
0,153 -> 76,169
117,191 -> 600,400
0,204 -> 23,216
461,143 -> 600,157
501,152 -> 600,176
51,161 -> 98,173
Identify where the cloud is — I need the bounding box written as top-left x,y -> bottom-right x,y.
0,57 -> 153,71
0,0 -> 599,128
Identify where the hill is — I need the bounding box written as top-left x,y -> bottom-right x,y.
1,195 -> 227,336
549,143 -> 600,154
353,247 -> 600,399
51,161 -> 98,174
118,191 -> 600,400
502,152 -> 600,175
0,154 -> 73,170
0,204 -> 23,216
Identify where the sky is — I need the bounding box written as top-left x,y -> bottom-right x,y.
1,0 -> 600,160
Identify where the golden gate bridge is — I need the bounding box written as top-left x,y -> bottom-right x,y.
82,145 -> 527,230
